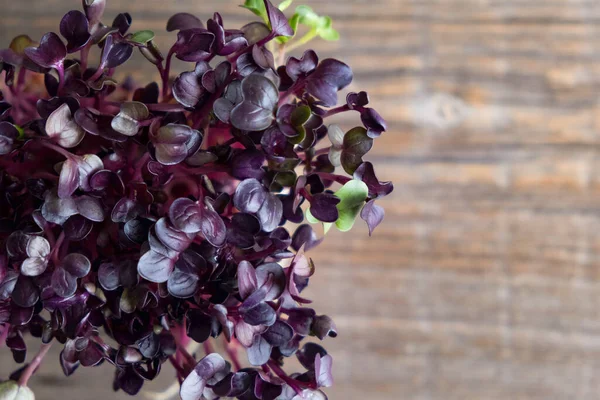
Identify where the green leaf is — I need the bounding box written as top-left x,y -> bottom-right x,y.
242,0 -> 268,23
334,180 -> 368,232
129,30 -> 155,45
279,0 -> 293,11
341,127 -> 373,175
295,5 -> 321,27
15,125 -> 25,140
287,127 -> 306,145
293,5 -> 340,42
290,105 -> 311,127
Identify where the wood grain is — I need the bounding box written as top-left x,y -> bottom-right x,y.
2,0 -> 600,399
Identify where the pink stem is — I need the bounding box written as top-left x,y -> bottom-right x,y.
18,342 -> 53,387
224,337 -> 242,371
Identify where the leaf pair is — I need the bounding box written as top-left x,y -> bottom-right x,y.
328,125 -> 373,175
234,179 -> 283,232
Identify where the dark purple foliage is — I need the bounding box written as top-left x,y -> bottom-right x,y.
25,33 -> 67,69
0,1 -> 391,398
60,10 -> 91,53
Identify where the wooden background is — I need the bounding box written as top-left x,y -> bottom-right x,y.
3,0 -> 600,399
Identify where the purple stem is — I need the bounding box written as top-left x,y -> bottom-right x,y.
56,63 -> 66,96
228,33 -> 276,64
314,172 -> 352,185
80,44 -> 91,72
323,104 -> 351,118
88,65 -> 105,83
16,67 -> 27,92
267,360 -> 304,396
39,140 -> 73,159
161,48 -> 175,101
223,338 -> 242,372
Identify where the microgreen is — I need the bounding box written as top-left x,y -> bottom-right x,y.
0,0 -> 392,399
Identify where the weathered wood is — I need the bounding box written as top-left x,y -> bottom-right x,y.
3,0 -> 600,399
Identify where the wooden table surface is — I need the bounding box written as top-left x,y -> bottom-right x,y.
3,0 -> 600,399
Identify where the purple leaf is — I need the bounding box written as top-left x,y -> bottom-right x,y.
360,199 -> 385,236
264,0 -> 294,38
46,103 -> 85,148
214,80 -> 242,124
98,262 -> 120,291
167,13 -> 204,32
111,102 -> 149,136
291,225 -> 323,252
238,261 -> 258,300
232,148 -> 266,180
41,190 -> 79,225
60,10 -> 91,53
305,59 -> 353,107
353,161 -> 394,199
256,194 -> 283,233
242,22 -> 271,46
155,217 -> 193,252
185,310 -> 213,343
286,308 -> 315,336
346,91 -> 369,109
252,45 -> 275,70
51,267 -> 77,298
200,207 -> 227,248
255,262 -> 286,301
242,302 -> 276,327
25,32 -> 66,68
361,107 -> 387,138
230,74 -> 279,132
58,158 -> 80,198
247,334 -> 272,366
311,315 -> 338,340
296,343 -> 327,371
137,250 -> 175,283
174,29 -> 215,62
153,124 -> 203,166
315,354 -> 333,388
0,122 -> 18,155
62,253 -> 91,278
0,271 -> 18,301
213,372 -> 252,397
262,320 -> 293,346
180,354 -> 228,400
168,250 -> 207,298
309,193 -> 340,223
82,0 -> 106,26
74,108 -> 127,142
286,50 -> 318,82
234,178 -> 267,214
112,13 -> 132,35
76,195 -> 105,222
172,71 -> 205,108
169,198 -> 203,233
64,215 -> 93,241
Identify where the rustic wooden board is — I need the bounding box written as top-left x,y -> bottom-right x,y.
3,0 -> 600,399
